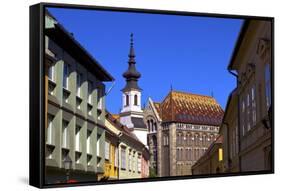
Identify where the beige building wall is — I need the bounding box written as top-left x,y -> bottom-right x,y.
229,20 -> 272,172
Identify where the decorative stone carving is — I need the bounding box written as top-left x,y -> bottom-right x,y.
256,38 -> 270,60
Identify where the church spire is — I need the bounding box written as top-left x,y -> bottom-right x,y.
122,33 -> 142,92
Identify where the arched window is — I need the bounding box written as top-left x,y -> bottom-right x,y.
147,120 -> 150,132
202,134 -> 207,146
134,94 -> 138,105
187,133 -> 191,145
195,134 -> 199,146
126,94 -> 129,106
210,134 -> 214,142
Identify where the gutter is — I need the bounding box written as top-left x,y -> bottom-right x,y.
222,122 -> 230,171
228,69 -> 241,172
105,81 -> 116,96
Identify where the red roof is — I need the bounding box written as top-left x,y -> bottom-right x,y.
158,90 -> 224,126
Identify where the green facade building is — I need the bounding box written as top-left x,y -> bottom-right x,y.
44,11 -> 114,184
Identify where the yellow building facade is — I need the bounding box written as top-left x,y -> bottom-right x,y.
192,135 -> 224,175
101,116 -> 120,180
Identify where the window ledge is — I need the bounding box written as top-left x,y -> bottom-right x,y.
76,96 -> 82,103
46,142 -> 55,149
62,146 -> 70,151
75,150 -> 82,155
48,78 -> 56,86
63,87 -> 71,96
97,155 -> 102,159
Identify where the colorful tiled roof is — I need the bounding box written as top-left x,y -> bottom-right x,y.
159,90 -> 224,126
111,114 -> 120,121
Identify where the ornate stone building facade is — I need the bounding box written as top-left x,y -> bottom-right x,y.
192,135 -> 223,175
144,90 -> 224,177
227,19 -> 272,172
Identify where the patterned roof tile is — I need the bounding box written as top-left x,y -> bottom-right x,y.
158,90 -> 224,126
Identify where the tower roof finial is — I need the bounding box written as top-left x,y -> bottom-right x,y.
130,33 -> 134,47
122,33 -> 142,92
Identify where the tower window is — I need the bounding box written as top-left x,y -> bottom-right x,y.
134,94 -> 138,105
126,94 -> 129,106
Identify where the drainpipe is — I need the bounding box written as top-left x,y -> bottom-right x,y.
105,81 -> 116,96
117,140 -> 120,180
117,132 -> 123,180
222,122 -> 230,172
228,69 -> 241,172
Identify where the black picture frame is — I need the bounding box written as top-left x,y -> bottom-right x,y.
30,2 -> 274,188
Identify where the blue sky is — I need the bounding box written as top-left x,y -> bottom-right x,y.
47,7 -> 243,114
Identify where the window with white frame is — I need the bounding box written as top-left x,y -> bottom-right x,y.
47,114 -> 54,144
88,81 -> 93,104
241,97 -> 245,136
195,134 -> 199,146
163,135 -> 169,146
187,133 -> 191,145
265,63 -> 271,110
75,125 -> 81,151
62,120 -> 69,148
251,85 -> 257,126
190,148 -> 194,161
132,152 -> 136,171
246,93 -> 251,131
63,63 -> 69,89
129,151 -> 132,171
96,134 -> 101,157
137,155 -> 141,172
76,72 -> 82,97
202,134 -> 206,146
105,141 -> 110,161
48,65 -> 55,82
87,130 -> 92,154
121,147 -> 126,169
114,148 -> 118,167
187,148 -> 192,161
210,134 -> 214,143
97,87 -> 103,110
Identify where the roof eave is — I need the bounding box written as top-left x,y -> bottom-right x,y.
45,23 -> 115,82
227,19 -> 250,71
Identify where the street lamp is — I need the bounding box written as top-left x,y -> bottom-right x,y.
63,155 -> 72,183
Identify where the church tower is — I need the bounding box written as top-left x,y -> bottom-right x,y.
119,33 -> 147,146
